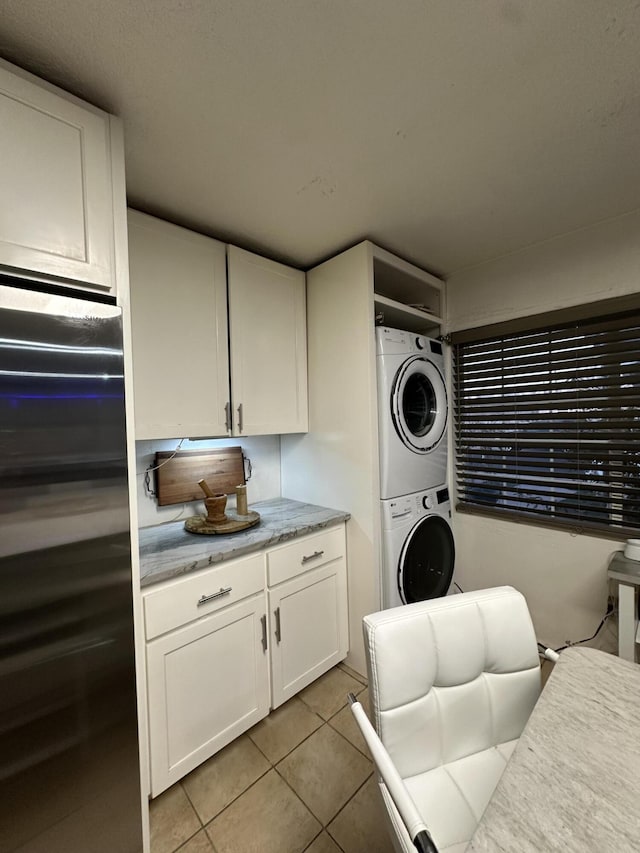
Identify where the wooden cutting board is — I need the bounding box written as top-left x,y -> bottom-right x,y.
154,446 -> 245,506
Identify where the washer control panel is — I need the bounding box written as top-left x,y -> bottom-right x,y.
382,486 -> 450,529
375,326 -> 445,363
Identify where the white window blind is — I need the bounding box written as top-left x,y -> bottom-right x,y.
453,309 -> 640,536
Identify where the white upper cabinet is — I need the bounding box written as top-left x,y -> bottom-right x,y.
127,211 -> 229,439
127,214 -> 308,440
228,246 -> 308,436
0,59 -> 119,293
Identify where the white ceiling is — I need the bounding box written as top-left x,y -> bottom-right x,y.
1,0 -> 639,276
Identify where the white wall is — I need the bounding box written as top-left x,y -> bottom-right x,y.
448,208 -> 640,331
447,208 -> 640,649
135,435 -> 281,528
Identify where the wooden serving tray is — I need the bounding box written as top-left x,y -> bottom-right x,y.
184,509 -> 260,536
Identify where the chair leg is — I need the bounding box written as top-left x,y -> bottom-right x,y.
413,830 -> 439,853
347,694 -> 439,853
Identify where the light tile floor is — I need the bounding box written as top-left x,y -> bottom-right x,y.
149,663 -> 395,853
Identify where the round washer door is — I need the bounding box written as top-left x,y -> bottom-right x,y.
391,356 -> 447,453
398,514 -> 455,603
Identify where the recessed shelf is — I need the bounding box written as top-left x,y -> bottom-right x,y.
374,294 -> 442,335
370,243 -> 444,336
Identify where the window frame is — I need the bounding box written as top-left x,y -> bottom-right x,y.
451,295 -> 640,540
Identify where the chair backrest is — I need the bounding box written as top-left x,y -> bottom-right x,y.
363,587 -> 541,780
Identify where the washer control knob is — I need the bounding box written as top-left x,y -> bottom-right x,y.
423,495 -> 433,509
415,337 -> 425,349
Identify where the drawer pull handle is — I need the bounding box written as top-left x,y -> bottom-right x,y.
260,614 -> 268,652
274,606 -> 282,643
197,587 -> 232,606
301,550 -> 325,565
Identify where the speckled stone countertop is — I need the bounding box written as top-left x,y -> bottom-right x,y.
139,497 -> 350,587
468,647 -> 640,852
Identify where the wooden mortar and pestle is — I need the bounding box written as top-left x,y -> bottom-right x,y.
198,479 -> 227,524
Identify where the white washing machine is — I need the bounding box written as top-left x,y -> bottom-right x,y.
381,484 -> 455,609
376,326 -> 448,499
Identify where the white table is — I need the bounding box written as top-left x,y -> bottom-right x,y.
608,551 -> 640,661
468,647 -> 640,852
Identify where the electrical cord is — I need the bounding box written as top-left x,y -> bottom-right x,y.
454,582 -> 615,655
143,438 -> 185,496
537,602 -> 617,654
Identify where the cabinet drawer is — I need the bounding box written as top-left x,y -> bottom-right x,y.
267,525 -> 345,587
144,552 -> 265,640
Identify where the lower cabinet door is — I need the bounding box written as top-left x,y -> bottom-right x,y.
146,593 -> 269,796
269,561 -> 348,709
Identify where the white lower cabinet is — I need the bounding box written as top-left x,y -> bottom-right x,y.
144,553 -> 270,796
267,526 -> 349,709
143,524 -> 348,796
146,593 -> 269,796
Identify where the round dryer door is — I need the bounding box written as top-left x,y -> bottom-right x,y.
391,356 -> 447,453
398,514 -> 455,603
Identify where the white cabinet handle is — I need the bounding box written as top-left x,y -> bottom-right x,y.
197,587 -> 232,606
237,403 -> 243,433
274,607 -> 282,643
260,614 -> 268,652
301,550 -> 324,565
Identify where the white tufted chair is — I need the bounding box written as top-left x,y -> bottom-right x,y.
355,586 -> 542,853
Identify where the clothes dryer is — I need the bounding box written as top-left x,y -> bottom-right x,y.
376,326 -> 448,499
380,485 -> 455,609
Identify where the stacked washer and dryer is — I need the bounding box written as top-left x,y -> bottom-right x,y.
376,326 -> 455,609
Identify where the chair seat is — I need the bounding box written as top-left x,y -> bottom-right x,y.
380,739 -> 519,852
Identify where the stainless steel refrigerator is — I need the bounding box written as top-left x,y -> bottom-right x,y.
0,278 -> 143,852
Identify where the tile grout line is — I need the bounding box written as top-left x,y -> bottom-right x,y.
273,722 -> 374,833
272,723 -> 331,827
196,760 -> 273,834
189,709 -> 357,842
153,782 -> 206,853
324,770 -> 376,853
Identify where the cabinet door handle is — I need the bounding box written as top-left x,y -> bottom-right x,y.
260,614 -> 268,652
274,606 -> 281,643
197,587 -> 232,606
225,401 -> 232,432
301,550 -> 325,565
237,403 -> 243,433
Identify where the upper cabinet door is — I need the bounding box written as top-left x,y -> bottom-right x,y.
0,60 -> 116,292
128,210 -> 229,439
227,247 -> 308,436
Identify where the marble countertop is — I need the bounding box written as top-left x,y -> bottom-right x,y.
139,497 -> 350,587
468,647 -> 640,852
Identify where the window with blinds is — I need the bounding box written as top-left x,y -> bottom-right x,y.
453,307 -> 640,536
